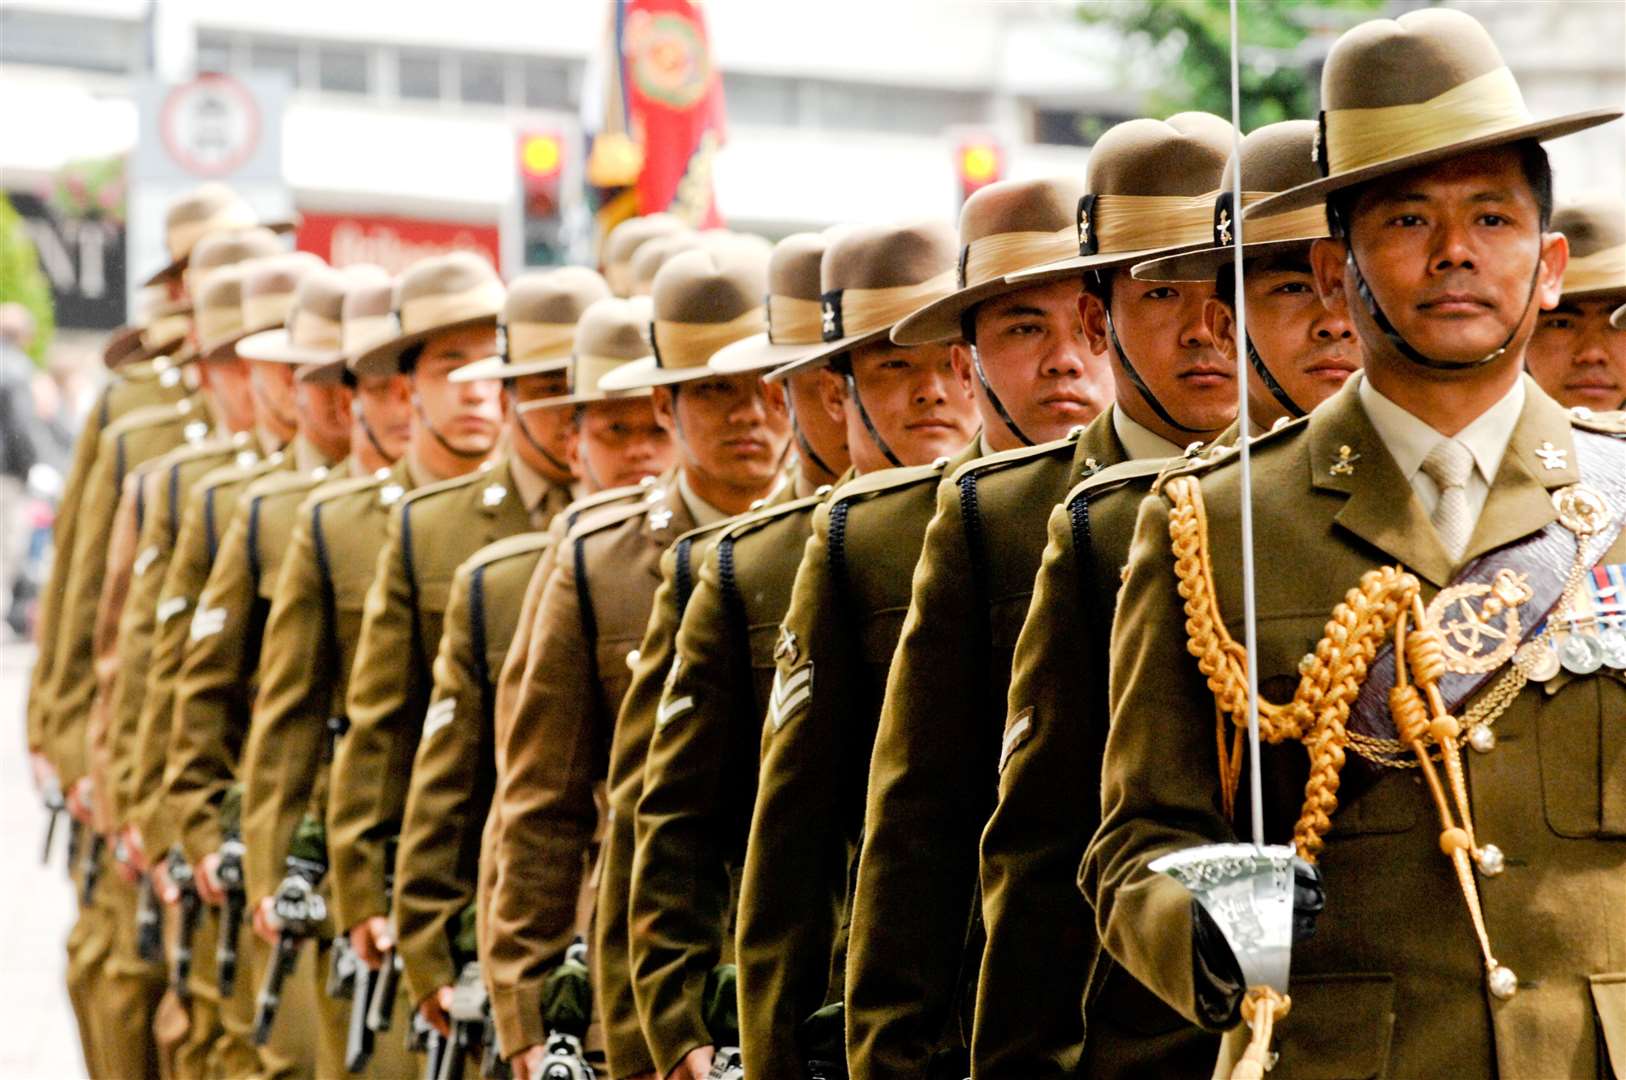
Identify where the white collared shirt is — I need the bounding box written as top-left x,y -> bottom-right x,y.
1112,404 -> 1187,461
676,469 -> 731,528
1358,372 -> 1525,529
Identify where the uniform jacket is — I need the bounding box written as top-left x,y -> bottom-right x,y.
1084,376 -> 1626,1078
846,414 -> 1129,1077
328,457 -> 544,932
487,472 -> 694,1061
734,443 -> 978,1080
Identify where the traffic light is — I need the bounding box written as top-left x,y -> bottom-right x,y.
519,130 -> 566,266
956,136 -> 1004,205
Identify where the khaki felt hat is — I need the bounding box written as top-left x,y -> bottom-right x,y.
1134,120 -> 1328,282
294,265 -> 394,383
1248,7 -> 1621,219
710,232 -> 832,376
1553,196 -> 1626,303
630,232 -> 706,296
141,226 -> 287,362
770,219 -> 960,379
142,182 -> 295,287
518,296 -> 658,409
450,266 -> 612,382
1007,112 -> 1236,287
199,252 -> 325,361
893,177 -> 1087,345
597,246 -> 769,391
604,213 -> 689,296
351,252 -> 505,377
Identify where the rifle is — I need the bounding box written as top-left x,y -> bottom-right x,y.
135,874 -> 164,964
254,815 -> 329,1046
169,849 -> 203,1005
364,840 -> 402,1036
408,1012 -> 445,1080
41,780 -> 65,865
535,940 -> 595,1080
440,960 -> 494,1080
215,785 -> 247,997
66,819 -> 84,882
702,965 -> 742,1080
79,831 -> 106,907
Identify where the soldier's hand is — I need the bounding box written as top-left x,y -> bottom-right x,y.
66,778 -> 95,825
253,896 -> 282,944
511,1043 -> 546,1080
348,916 -> 392,969
195,851 -> 226,906
28,751 -> 56,795
667,1046 -> 715,1080
151,859 -> 179,905
121,825 -> 147,873
418,985 -> 454,1037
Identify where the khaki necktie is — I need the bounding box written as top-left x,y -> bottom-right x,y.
1421,438 -> 1475,563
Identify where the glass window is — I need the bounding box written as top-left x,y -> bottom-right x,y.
248,38 -> 301,84
399,49 -> 442,100
722,72 -> 798,127
0,9 -> 140,73
459,53 -> 506,105
196,30 -> 234,75
524,57 -> 573,109
317,44 -> 369,94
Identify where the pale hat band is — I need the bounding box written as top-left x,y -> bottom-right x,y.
654,307 -> 767,372
767,294 -> 824,345
962,226 -> 1075,289
508,321 -> 577,362
1228,196 -> 1328,245
1561,243 -> 1626,297
242,290 -> 298,335
1088,191 -> 1220,258
167,205 -> 258,261
518,351 -> 656,409
197,305 -> 245,350
344,314 -> 397,359
142,313 -> 191,352
236,307 -> 347,364
1325,66 -> 1528,178
1132,194 -> 1330,282
824,271 -> 956,342
291,309 -> 343,351
398,280 -> 507,336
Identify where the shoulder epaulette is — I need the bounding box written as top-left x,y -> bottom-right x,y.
719,489 -> 827,544
462,529 -> 552,574
246,465 -> 332,501
1149,414 -> 1311,492
308,471 -> 388,510
563,481 -> 648,523
949,430 -> 1078,485
1571,406 -> 1626,437
398,464 -> 490,508
565,495 -> 654,542
1066,454 -> 1181,508
829,455 -> 953,504
106,399 -> 194,440
154,432 -> 246,472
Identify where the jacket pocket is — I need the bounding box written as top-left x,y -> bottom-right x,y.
1592,973 -> 1626,1080
1274,972 -> 1395,1079
1538,669 -> 1626,838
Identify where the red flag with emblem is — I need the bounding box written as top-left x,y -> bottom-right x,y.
621,0 -> 727,227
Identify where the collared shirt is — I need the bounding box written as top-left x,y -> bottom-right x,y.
506,450 -> 560,526
677,469 -> 732,528
1112,404 -> 1186,461
292,434 -> 332,474
1358,371 -> 1525,528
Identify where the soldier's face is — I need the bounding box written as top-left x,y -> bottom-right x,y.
293,364 -> 354,458
956,280 -> 1113,448
655,373 -> 792,493
1083,274 -> 1236,437
1526,298 -> 1626,410
1312,147 -> 1568,373
248,359 -> 300,443
783,368 -> 850,478
412,327 -> 504,455
574,396 -> 674,491
355,373 -> 413,462
509,370 -> 576,479
1206,255 -> 1360,425
199,355 -> 258,435
832,341 -> 978,472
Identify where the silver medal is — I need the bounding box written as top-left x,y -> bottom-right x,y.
1557,631 -> 1604,675
1598,625 -> 1626,671
1514,638 -> 1560,682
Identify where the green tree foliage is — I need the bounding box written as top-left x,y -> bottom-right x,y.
0,194 -> 55,366
1076,0 -> 1385,131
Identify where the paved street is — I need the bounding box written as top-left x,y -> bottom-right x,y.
2,641 -> 90,1079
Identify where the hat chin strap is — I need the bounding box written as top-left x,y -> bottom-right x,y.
842,370 -> 903,469
1245,337 -> 1307,420
1103,304 -> 1210,434
784,393 -> 838,482
1341,211 -> 1543,372
413,393 -> 490,461
355,408 -> 398,466
505,387 -> 573,477
968,344 -> 1035,447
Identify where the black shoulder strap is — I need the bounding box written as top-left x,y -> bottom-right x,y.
573,535 -> 598,645
673,535 -> 696,616
168,463 -> 183,543
246,495 -> 265,588
468,563 -> 491,710
204,486 -> 220,561
399,500 -> 425,673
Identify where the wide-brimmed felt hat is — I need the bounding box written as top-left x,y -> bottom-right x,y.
597,246 -> 769,391
199,252 -> 324,361
140,226 -> 288,362
1612,303 -> 1626,330
769,220 -> 959,379
710,232 -> 832,377
294,266 -> 393,383
299,268 -> 398,384
351,252 -> 505,377
519,296 -> 658,409
142,182 -> 295,287
1553,196 -> 1626,303
604,213 -> 690,297
1007,112 -> 1236,287
1247,8 -> 1621,220
240,263 -> 349,366
450,266 -> 612,383
630,232 -> 706,296
1134,120 -> 1330,282
893,177 -> 1086,345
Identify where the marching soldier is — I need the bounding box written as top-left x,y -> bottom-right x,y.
328,258 -> 593,1040
977,119 -> 1356,1078
1526,195 -> 1626,411
732,219 -> 988,1079
485,245 -> 788,1080
1084,9 -> 1623,1077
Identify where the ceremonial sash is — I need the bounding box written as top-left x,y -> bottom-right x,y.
1349,429 -> 1626,742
